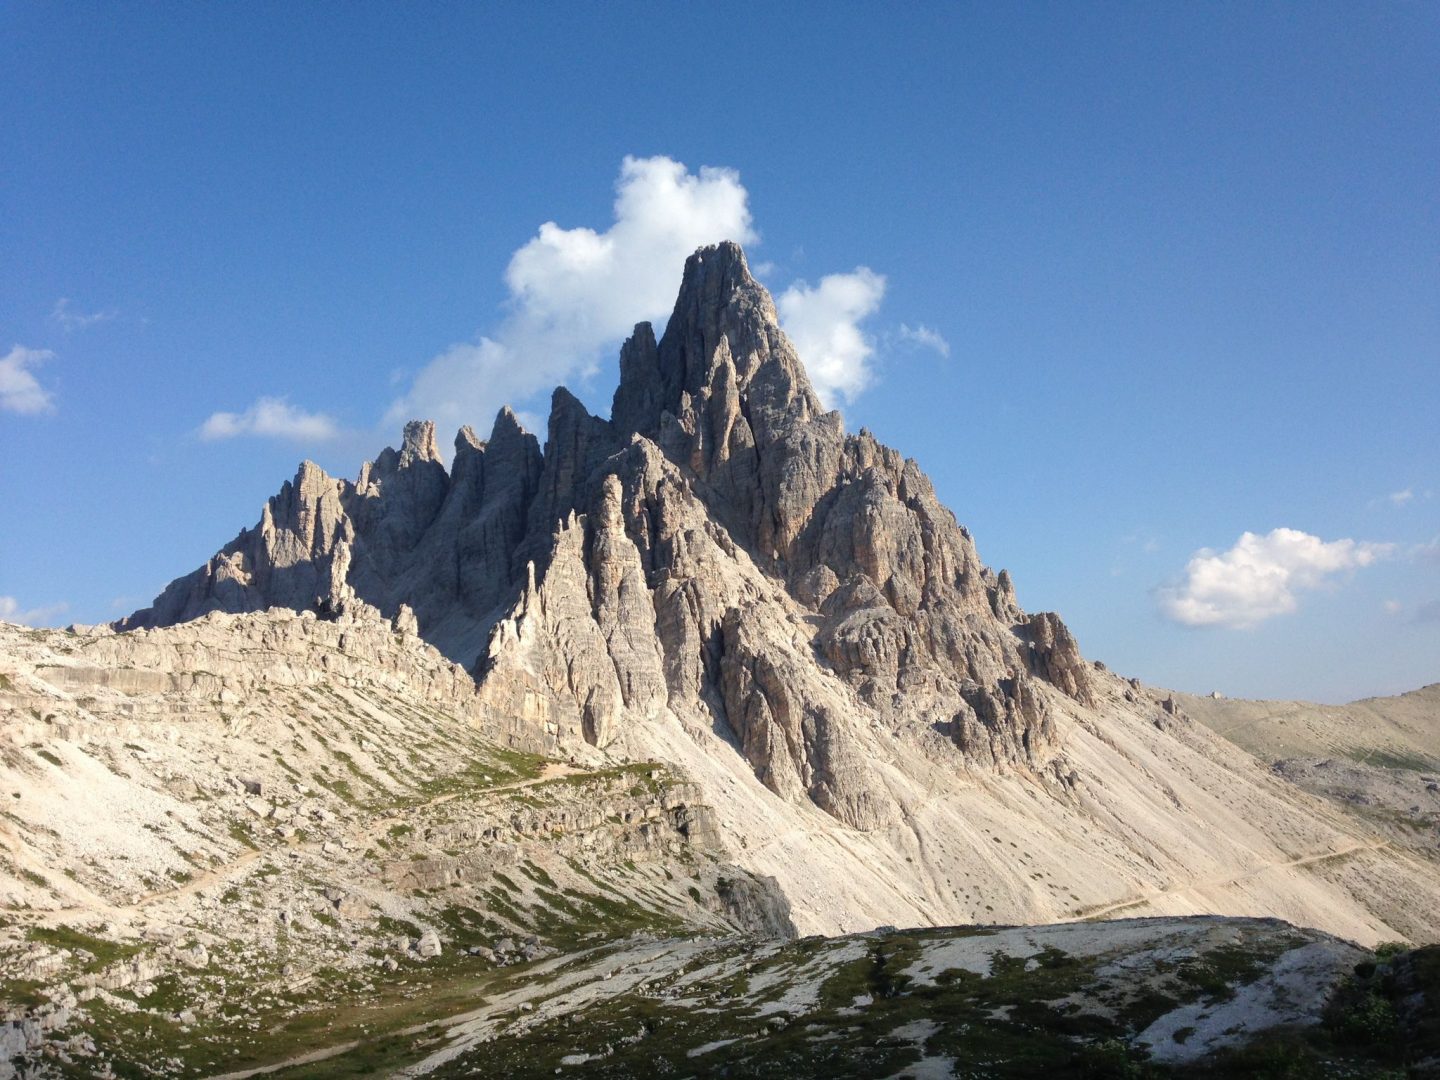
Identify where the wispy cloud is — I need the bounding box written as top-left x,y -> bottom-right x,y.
894,322 -> 951,358
386,155 -> 758,437
1157,527 -> 1392,628
0,596 -> 70,627
777,268 -> 886,407
0,345 -> 57,415
51,297 -> 118,332
199,397 -> 341,442
1417,600 -> 1440,624
1388,488 -> 1415,507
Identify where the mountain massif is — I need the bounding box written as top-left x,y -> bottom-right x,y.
3,243 -> 1438,1077
114,242 -> 1440,942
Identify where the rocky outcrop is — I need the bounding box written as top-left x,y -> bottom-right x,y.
121,412 -> 545,669
1021,611 -> 1094,707
122,242 -> 1094,828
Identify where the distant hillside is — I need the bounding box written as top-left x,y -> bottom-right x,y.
1178,683 -> 1440,772
1180,684 -> 1440,865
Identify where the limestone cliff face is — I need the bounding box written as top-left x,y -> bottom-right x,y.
123,242 -> 1091,830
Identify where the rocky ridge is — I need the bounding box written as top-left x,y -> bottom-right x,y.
123,243 -> 1093,830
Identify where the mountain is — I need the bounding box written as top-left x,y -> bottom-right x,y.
123,241 -> 1068,792
3,243 -> 1440,1076
115,242 -> 1440,945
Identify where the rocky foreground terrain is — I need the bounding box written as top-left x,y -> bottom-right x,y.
3,243 -> 1438,1076
3,618 -> 1437,1077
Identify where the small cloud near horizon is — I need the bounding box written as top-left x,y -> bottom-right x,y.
1414,537 -> 1440,565
1157,527 -> 1392,629
0,345 -> 57,414
0,596 -> 70,627
199,397 -> 341,442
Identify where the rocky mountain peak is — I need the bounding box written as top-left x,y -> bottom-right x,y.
612,241 -> 823,443
122,242 -> 1091,829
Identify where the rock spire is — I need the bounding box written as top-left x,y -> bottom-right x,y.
122,242 -> 1092,828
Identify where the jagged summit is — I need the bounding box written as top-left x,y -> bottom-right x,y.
122,242 -> 1092,827
612,241 -> 824,439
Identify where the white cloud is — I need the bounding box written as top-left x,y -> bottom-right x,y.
199,397 -> 340,442
386,155 -> 758,436
1388,488 -> 1414,507
0,345 -> 57,414
895,322 -> 951,358
51,298 -> 117,332
1383,599 -> 1403,615
1416,536 -> 1440,565
777,268 -> 886,407
0,596 -> 69,627
1157,527 -> 1393,629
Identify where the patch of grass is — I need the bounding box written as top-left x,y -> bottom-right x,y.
518,861 -> 556,889
227,819 -> 259,850
375,914 -> 424,941
425,929 -> 1159,1080
26,924 -> 143,973
492,870 -> 521,894
1171,944 -> 1271,1003
1348,748 -> 1438,773
313,773 -> 359,806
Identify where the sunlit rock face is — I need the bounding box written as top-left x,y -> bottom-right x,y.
122,242 -> 1090,827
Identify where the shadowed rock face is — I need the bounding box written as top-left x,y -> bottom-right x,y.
121,242 -> 1091,828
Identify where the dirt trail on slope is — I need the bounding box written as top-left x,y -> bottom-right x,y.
1075,839 -> 1391,922
28,761 -> 587,925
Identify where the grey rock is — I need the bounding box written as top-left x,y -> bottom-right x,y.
120,241 -> 1092,828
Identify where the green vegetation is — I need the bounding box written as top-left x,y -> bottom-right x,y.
417,931 -> 1166,1079
227,819 -> 259,850
9,921 -> 1434,1080
26,924 -> 142,973
518,861 -> 556,889
412,745 -> 549,802
1347,747 -> 1438,773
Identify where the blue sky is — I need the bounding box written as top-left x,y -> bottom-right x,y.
3,4 -> 1436,702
